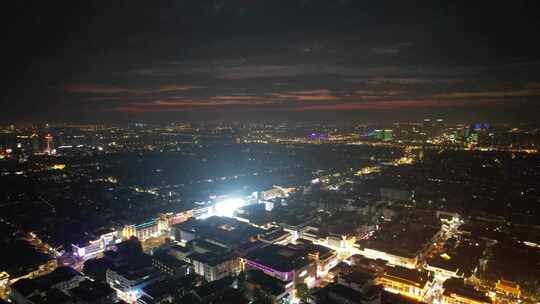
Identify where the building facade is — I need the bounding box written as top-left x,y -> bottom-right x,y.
191,253 -> 240,282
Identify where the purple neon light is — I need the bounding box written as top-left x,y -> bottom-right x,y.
245,259 -> 294,281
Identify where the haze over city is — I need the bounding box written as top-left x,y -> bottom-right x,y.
4,1 -> 540,123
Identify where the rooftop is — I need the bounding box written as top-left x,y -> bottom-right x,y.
189,251 -> 237,267
27,288 -> 73,304
322,283 -> 366,304
1,240 -> 51,278
70,280 -> 115,302
381,289 -> 422,303
246,269 -> 288,296
245,244 -> 311,273
380,266 -> 429,289
142,279 -> 176,300
174,216 -> 263,249
443,278 -> 492,303
108,254 -> 159,281
11,266 -> 81,297
153,252 -> 190,269
260,228 -> 291,243
134,219 -> 158,230
340,270 -> 375,286
169,243 -> 193,253
194,276 -> 234,299
427,238 -> 484,277
359,221 -> 440,258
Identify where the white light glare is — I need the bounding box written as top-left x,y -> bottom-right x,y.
214,198 -> 245,217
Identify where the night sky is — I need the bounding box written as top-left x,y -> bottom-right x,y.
3,0 -> 540,123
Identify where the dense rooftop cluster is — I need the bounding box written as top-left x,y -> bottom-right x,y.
0,121 -> 539,303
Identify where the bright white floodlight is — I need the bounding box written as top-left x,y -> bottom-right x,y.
214,198 -> 245,217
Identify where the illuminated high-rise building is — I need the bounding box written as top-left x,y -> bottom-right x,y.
383,129 -> 393,141
31,133 -> 39,154
44,133 -> 53,154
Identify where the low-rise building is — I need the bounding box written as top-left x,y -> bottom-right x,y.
3,242 -> 58,285
138,279 -> 176,304
190,252 -> 240,282
122,220 -> 160,242
152,252 -> 191,278
190,276 -> 239,303
259,228 -> 292,245
337,270 -> 376,293
246,270 -> 293,304
425,238 -> 484,279
309,283 -> 382,304
358,221 -> 442,269
105,255 -> 166,303
10,267 -> 85,304
442,278 -> 491,304
494,279 -> 521,300
278,216 -> 319,240
69,280 -> 117,304
361,247 -> 417,269
72,231 -> 119,261
242,243 -> 331,287
165,244 -> 193,262
376,266 -> 431,301
171,216 -> 263,250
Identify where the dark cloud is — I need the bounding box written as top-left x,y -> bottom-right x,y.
2,0 -> 540,122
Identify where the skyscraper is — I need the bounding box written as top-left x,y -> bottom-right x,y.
44,134 -> 53,154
